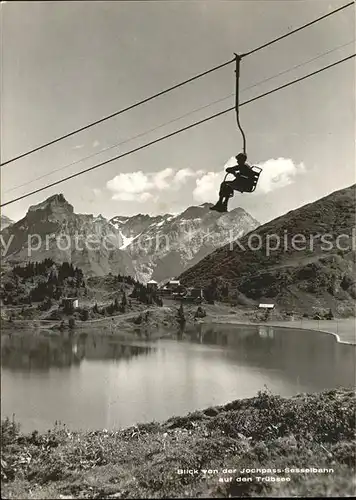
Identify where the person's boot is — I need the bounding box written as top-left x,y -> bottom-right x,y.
210,200 -> 223,211
210,200 -> 228,213
221,200 -> 228,212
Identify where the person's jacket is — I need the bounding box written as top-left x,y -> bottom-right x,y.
226,162 -> 252,177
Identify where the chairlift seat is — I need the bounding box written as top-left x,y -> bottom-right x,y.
223,165 -> 262,195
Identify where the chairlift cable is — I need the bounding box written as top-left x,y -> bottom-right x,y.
1,53 -> 354,208
0,1 -> 353,168
5,39 -> 353,195
240,1 -> 354,58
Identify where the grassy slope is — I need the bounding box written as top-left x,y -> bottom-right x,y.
1,388 -> 355,499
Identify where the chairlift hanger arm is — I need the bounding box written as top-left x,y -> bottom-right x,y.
234,53 -> 247,156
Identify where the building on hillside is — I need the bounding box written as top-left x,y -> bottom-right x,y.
167,279 -> 181,290
147,279 -> 158,291
258,303 -> 275,310
182,287 -> 204,303
62,297 -> 79,313
258,302 -> 275,321
159,286 -> 171,297
159,279 -> 185,297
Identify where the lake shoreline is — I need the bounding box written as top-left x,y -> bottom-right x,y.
2,387 -> 355,499
2,304 -> 355,345
196,317 -> 356,345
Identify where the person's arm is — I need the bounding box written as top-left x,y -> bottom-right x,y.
226,165 -> 240,175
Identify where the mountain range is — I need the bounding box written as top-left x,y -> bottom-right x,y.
0,195 -> 134,278
2,185 -> 356,315
1,196 -> 259,282
0,215 -> 14,231
110,203 -> 259,282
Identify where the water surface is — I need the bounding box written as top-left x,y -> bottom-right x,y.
1,324 -> 355,432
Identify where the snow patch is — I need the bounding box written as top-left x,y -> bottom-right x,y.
119,232 -> 135,249
119,231 -> 142,249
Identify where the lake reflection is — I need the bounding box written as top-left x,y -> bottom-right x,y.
1,325 -> 355,433
1,333 -> 151,371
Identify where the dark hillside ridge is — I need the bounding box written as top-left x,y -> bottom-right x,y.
180,185 -> 356,316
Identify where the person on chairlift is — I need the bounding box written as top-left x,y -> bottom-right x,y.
210,152 -> 254,213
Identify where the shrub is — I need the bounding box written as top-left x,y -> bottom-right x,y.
80,309 -> 90,321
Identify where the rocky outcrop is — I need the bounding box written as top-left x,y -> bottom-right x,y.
0,215 -> 14,231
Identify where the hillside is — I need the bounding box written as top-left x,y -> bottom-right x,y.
1,195 -> 135,278
111,203 -> 260,283
2,389 -> 355,498
180,185 -> 356,316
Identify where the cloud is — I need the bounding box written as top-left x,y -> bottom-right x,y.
152,168 -> 174,190
111,192 -> 153,202
107,171 -> 153,196
73,144 -> 84,150
193,172 -> 221,203
139,192 -> 154,202
93,188 -> 102,197
191,157 -> 305,202
107,167 -> 204,203
106,159 -> 305,206
93,140 -> 100,148
223,156 -> 238,169
173,168 -> 196,184
256,158 -> 306,193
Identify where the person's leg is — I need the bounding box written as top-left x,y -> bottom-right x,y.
221,182 -> 235,210
210,182 -> 226,209
222,195 -> 229,207
210,181 -> 234,211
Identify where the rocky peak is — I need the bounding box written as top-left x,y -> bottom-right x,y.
179,204 -> 212,219
2,194 -> 135,278
27,194 -> 74,222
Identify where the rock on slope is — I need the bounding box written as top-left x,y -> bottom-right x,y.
111,203 -> 260,283
1,194 -> 135,278
180,185 -> 356,316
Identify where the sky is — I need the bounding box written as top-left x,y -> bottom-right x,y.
0,0 -> 355,225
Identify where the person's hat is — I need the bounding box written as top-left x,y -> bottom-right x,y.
236,152 -> 247,161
